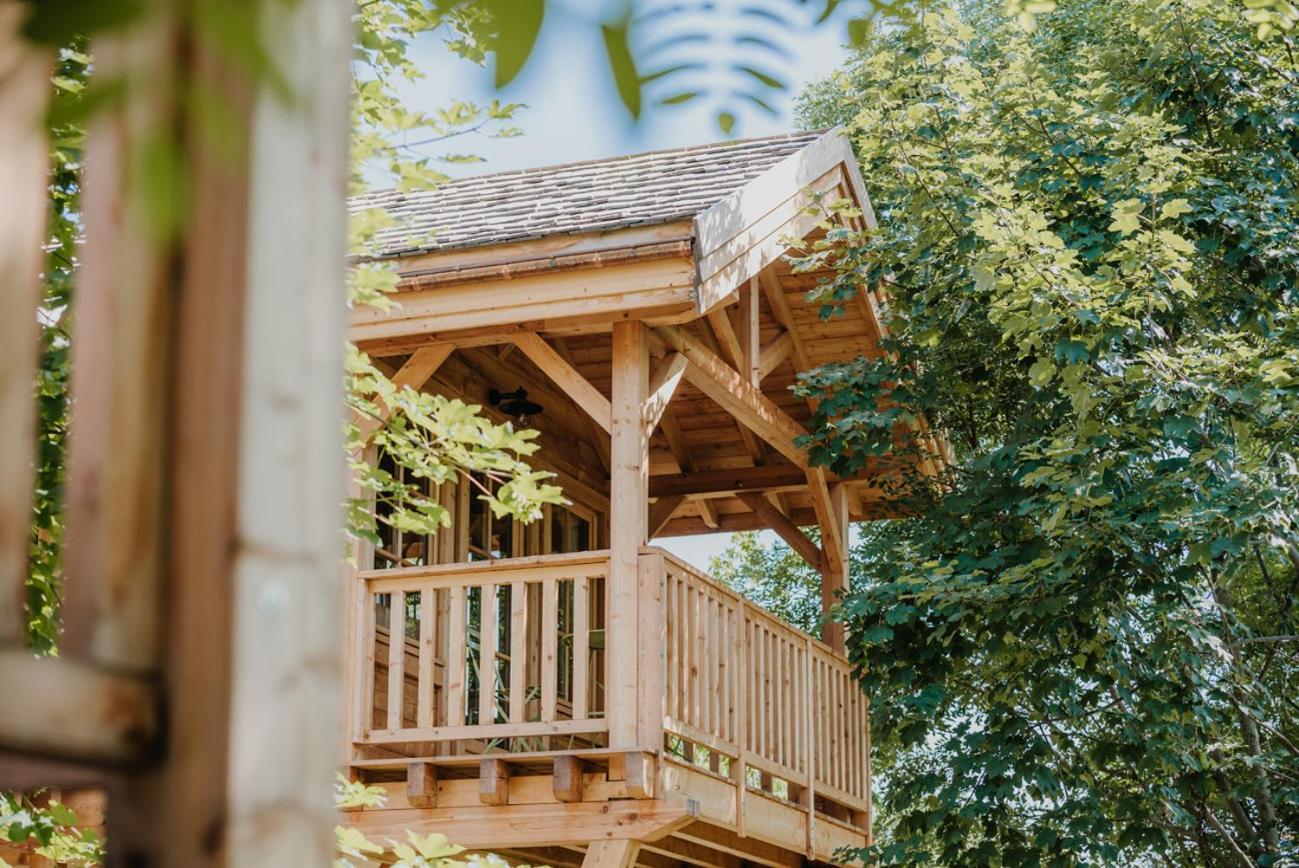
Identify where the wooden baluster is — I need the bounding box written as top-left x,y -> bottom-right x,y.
508,580 -> 526,724
572,575 -> 588,720
665,571 -> 678,724
417,588 -> 435,729
541,579 -> 558,723
446,585 -> 466,727
387,591 -> 406,731
478,583 -> 497,726
719,598 -> 732,745
676,573 -> 688,724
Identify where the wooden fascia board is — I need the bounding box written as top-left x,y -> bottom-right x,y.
386,221 -> 695,279
338,798 -> 696,850
691,128 -> 853,313
348,254 -> 695,346
693,167 -> 848,316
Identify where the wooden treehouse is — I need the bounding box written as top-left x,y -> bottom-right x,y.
342,130 -> 940,868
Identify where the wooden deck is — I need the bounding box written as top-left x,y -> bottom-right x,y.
343,548 -> 870,865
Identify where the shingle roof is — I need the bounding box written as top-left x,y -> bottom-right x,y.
353,130 -> 827,258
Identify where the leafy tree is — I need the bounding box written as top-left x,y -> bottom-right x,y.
786,0 -> 1299,864
709,531 -> 824,638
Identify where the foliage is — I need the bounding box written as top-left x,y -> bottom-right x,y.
709,531 -> 824,637
0,792 -> 103,867
792,0 -> 1299,863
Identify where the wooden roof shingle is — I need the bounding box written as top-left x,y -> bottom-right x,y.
354,130 -> 827,258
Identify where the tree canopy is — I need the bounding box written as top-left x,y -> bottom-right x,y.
789,0 -> 1299,863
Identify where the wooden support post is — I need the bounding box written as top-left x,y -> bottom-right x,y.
406,761 -> 438,808
0,8 -> 50,642
582,840 -> 641,868
817,483 -> 851,654
738,277 -> 761,385
479,757 -> 511,806
553,754 -> 584,803
609,321 -> 649,748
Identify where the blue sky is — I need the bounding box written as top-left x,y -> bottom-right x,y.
397,2 -> 856,568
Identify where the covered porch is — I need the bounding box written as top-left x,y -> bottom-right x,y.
342,130 -> 943,866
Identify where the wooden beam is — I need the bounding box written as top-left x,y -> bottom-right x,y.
649,464 -> 810,498
609,750 -> 656,799
705,308 -> 744,370
643,353 -> 686,434
583,840 -> 640,868
511,332 -> 613,434
655,326 -> 809,470
0,650 -> 157,764
339,799 -> 697,850
406,761 -> 437,808
642,836 -> 741,868
659,507 -> 820,537
813,479 -> 850,653
737,277 -> 760,385
349,255 -> 696,343
757,331 -> 793,381
655,392 -> 721,529
736,493 -> 824,573
553,754 -> 584,803
757,268 -> 813,376
608,322 -> 649,748
479,757 -> 511,806
648,495 -> 686,539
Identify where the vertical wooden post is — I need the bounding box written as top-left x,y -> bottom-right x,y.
608,321 -> 649,748
636,549 -> 665,748
0,7 -> 50,642
738,277 -> 761,386
819,483 -> 851,654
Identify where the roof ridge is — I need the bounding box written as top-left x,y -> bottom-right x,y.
357,128 -> 831,203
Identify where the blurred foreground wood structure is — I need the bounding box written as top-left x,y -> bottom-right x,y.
0,1 -> 351,865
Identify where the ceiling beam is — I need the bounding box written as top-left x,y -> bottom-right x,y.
649,464 -> 809,498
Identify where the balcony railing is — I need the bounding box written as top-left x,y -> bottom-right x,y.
348,547 -> 868,818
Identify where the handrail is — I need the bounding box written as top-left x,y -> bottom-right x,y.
352,552 -> 610,749
347,547 -> 869,816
